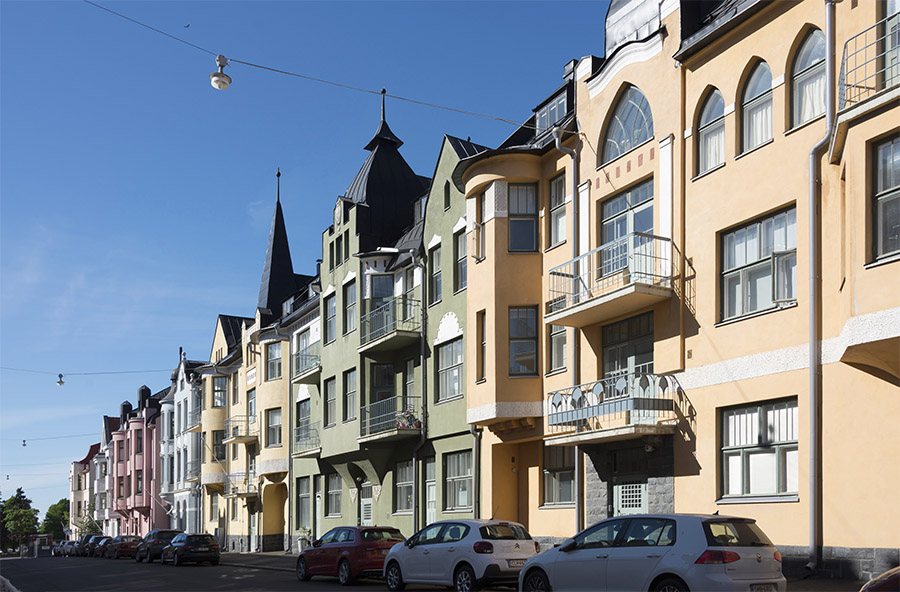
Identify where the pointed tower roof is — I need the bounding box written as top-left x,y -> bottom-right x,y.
364,90 -> 403,150
257,169 -> 297,324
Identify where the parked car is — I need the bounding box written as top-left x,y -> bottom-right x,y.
160,533 -> 220,566
92,537 -> 112,557
82,535 -> 104,557
105,535 -> 142,559
518,513 -> 786,592
860,566 -> 900,592
60,540 -> 78,556
51,541 -> 65,556
74,534 -> 95,556
296,526 -> 405,585
384,519 -> 538,591
135,529 -> 182,563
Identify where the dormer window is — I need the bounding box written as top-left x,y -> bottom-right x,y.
536,92 -> 567,134
282,296 -> 294,318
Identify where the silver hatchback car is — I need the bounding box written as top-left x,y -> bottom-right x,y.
519,513 -> 786,592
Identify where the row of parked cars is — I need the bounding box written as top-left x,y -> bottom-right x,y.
52,529 -> 221,566
295,513 -> 789,592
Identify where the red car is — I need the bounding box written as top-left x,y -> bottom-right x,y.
296,526 -> 405,585
105,535 -> 142,559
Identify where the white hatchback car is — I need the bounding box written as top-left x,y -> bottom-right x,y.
518,514 -> 786,592
384,519 -> 539,591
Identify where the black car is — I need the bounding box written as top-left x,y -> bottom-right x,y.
74,534 -> 94,557
83,535 -> 104,557
160,533 -> 220,566
135,529 -> 182,563
92,537 -> 112,557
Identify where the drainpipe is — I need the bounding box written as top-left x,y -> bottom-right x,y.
470,424 -> 482,518
407,250 -> 428,533
554,124 -> 583,531
806,0 -> 836,572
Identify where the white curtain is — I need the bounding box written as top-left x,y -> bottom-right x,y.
744,95 -> 772,150
796,67 -> 825,124
699,121 -> 724,173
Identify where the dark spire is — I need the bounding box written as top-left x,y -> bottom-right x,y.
257,170 -> 296,324
364,88 -> 403,150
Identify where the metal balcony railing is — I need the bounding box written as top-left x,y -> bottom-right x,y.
292,343 -> 321,377
225,471 -> 257,496
839,11 -> 900,109
546,369 -> 676,437
293,421 -> 321,455
224,415 -> 258,441
360,395 -> 421,438
186,459 -> 201,481
187,408 -> 201,430
360,297 -> 421,346
547,232 -> 674,315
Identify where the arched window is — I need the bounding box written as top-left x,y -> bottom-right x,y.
741,62 -> 773,152
697,89 -> 725,174
792,30 -> 826,126
602,85 -> 654,165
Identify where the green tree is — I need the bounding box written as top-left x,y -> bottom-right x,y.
40,498 -> 69,541
73,499 -> 102,536
2,488 -> 39,553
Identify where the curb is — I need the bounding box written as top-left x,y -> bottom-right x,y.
219,561 -> 294,573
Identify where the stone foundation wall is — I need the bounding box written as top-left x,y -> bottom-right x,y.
224,535 -> 250,553
780,545 -> 899,581
261,534 -> 283,552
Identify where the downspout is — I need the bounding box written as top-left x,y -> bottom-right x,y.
470,424 -> 482,518
807,0 -> 836,572
554,124 -> 583,531
409,251 -> 428,533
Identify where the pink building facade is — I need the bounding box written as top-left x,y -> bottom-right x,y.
110,386 -> 169,536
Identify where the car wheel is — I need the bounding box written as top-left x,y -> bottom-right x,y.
135,551 -> 143,563
454,564 -> 478,592
522,569 -> 552,592
385,561 -> 405,592
296,557 -> 311,581
653,577 -> 689,592
147,551 -> 155,564
338,559 -> 354,586
114,550 -> 119,560
173,552 -> 181,567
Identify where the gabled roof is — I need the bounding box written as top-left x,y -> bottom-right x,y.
446,135 -> 489,160
218,314 -> 253,352
102,416 -> 120,444
257,175 -> 297,325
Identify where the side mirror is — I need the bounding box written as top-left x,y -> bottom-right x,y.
559,538 -> 577,553
405,537 -> 417,548
312,539 -> 322,548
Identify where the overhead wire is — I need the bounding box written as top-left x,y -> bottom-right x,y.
1,366 -> 171,377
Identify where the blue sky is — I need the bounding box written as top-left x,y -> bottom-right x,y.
0,0 -> 609,519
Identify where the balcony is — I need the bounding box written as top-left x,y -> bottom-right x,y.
359,296 -> 421,353
224,471 -> 257,498
358,395 -> 422,444
186,459 -> 201,482
545,370 -> 677,446
292,421 -> 321,457
292,343 -> 321,384
185,408 -> 202,432
223,415 -> 258,444
839,13 -> 900,110
546,233 -> 674,328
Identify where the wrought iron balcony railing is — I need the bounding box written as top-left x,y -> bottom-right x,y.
359,395 -> 421,438
293,421 -> 321,455
224,415 -> 258,442
186,459 -> 201,481
839,11 -> 900,109
186,408 -> 201,431
547,232 -> 673,315
546,370 -> 676,437
292,343 -> 321,377
360,296 -> 421,347
225,471 -> 257,497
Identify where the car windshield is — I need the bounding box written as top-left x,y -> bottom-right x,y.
479,524 -> 532,540
186,535 -> 216,545
703,519 -> 773,547
158,531 -> 179,541
361,529 -> 405,542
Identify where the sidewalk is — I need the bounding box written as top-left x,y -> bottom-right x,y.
218,551 -> 866,590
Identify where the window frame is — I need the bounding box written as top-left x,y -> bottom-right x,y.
443,450 -> 473,511
549,172 -> 567,247
324,294 -> 336,344
548,324 -> 567,373
508,183 -> 539,253
543,445 -> 575,505
326,473 -> 342,517
213,376 -> 227,408
343,368 -> 357,422
874,134 -> 900,260
697,90 -> 725,175
324,377 -> 337,427
394,460 -> 414,513
429,246 -> 442,304
436,337 -> 464,402
791,29 -> 826,128
602,85 -> 654,165
265,407 -> 282,448
296,476 -> 311,530
343,280 -> 357,335
741,62 -> 774,153
454,230 -> 467,292
508,306 -> 538,376
266,342 -> 282,381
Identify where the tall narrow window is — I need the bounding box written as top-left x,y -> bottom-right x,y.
335,235 -> 343,267
602,85 -> 654,164
212,430 -> 225,461
509,184 -> 538,252
372,364 -> 395,401
296,476 -> 311,529
136,470 -> 143,494
343,281 -> 357,334
324,294 -> 336,344
722,398 -> 798,497
395,460 -> 414,512
326,473 -> 342,516
444,181 -> 451,210
742,62 -> 773,152
232,372 -> 240,405
549,173 -> 566,246
477,311 -> 486,382
343,368 -> 357,421
429,246 -> 442,304
722,208 -> 797,320
135,430 -> 143,454
454,231 -> 467,291
403,268 -> 415,321
213,376 -> 227,407
792,30 -> 826,127
602,312 -> 654,379
543,445 -> 574,504
509,306 -> 538,376
600,179 -> 653,277
324,378 -> 336,427
266,342 -> 282,381
343,230 -> 350,261
444,451 -> 472,510
266,408 -> 282,447
875,135 -> 900,259
437,338 -> 463,401
248,388 -> 256,422
404,359 -> 415,407
697,89 -> 725,174
549,324 -> 566,372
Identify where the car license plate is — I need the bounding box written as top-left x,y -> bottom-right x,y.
508,559 -> 525,568
198,547 -> 209,551
381,549 -> 388,555
751,585 -> 776,592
